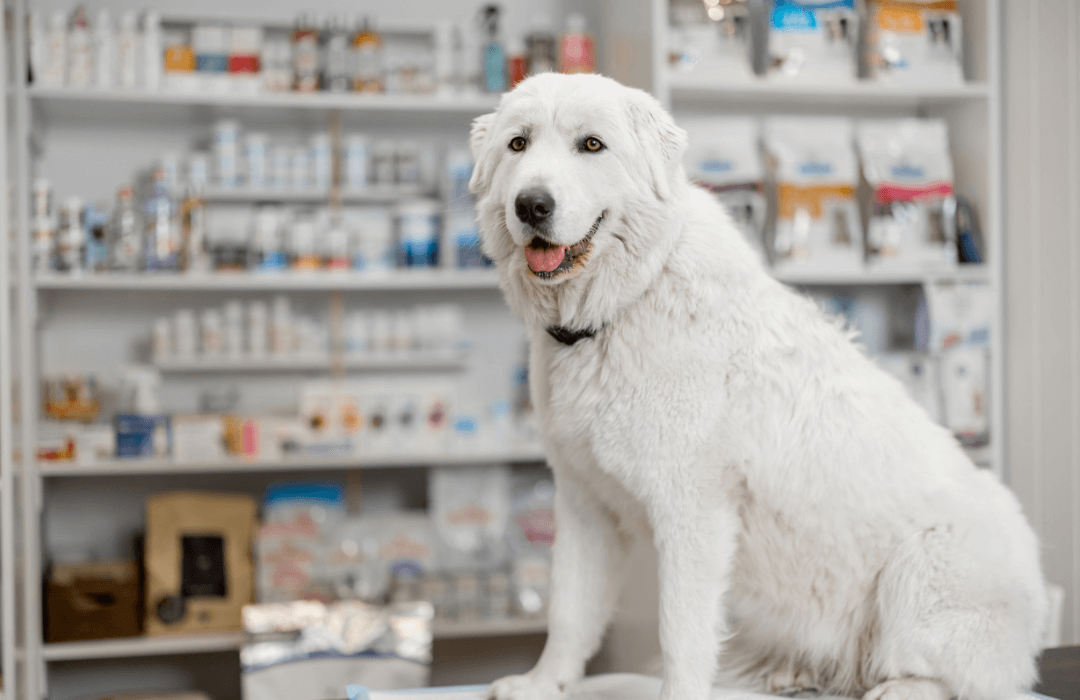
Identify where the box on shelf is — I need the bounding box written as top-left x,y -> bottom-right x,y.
145,491 -> 258,635
45,560 -> 142,642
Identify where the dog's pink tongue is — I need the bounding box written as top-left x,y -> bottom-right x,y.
525,245 -> 568,273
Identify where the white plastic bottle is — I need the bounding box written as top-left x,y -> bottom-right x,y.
93,8 -> 114,90
142,11 -> 163,91
41,10 -> 67,87
115,10 -> 139,90
67,7 -> 94,88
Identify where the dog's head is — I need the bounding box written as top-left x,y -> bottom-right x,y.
469,74 -> 688,329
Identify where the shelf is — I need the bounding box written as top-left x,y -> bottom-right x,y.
43,633 -> 248,661
201,186 -> 432,205
155,350 -> 468,373
29,86 -> 498,122
771,265 -> 989,286
42,619 -> 546,661
668,76 -> 992,108
39,444 -> 546,477
35,269 -> 500,292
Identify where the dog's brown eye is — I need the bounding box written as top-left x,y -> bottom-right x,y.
509,137 -> 527,152
584,137 -> 604,152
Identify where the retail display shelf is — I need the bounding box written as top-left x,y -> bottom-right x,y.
772,266 -> 989,286
34,269 -> 500,292
201,186 -> 431,204
41,618 -> 547,662
28,86 -> 500,116
668,77 -> 992,106
155,350 -> 468,373
38,445 -> 547,477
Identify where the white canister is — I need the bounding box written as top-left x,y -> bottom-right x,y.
174,309 -> 198,360
351,208 -> 394,272
213,119 -> 242,188
345,134 -> 370,192
244,133 -> 270,189
200,308 -> 224,357
396,199 -> 439,267
248,301 -> 269,357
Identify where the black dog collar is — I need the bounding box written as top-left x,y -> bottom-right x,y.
546,325 -> 600,346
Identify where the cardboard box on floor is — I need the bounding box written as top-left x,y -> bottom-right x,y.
145,491 -> 257,635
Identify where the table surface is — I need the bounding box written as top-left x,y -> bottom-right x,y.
1035,646 -> 1079,700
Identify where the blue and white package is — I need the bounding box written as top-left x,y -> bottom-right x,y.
768,0 -> 858,82
115,414 -> 171,458
397,200 -> 439,268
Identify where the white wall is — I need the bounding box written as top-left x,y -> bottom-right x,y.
1002,0 -> 1080,645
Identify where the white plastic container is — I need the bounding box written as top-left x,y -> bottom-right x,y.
397,199 -> 439,267
214,119 -> 242,188
200,308 -> 224,357
311,132 -> 333,191
152,317 -> 172,362
174,309 -> 198,359
115,11 -> 139,89
248,301 -> 269,357
244,132 -> 270,189
93,9 -> 115,89
270,295 -> 293,356
141,11 -> 163,91
351,208 -> 394,272
223,300 -> 245,359
41,11 -> 67,87
345,134 -> 370,191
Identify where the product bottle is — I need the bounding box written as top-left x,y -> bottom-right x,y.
110,185 -> 142,271
115,10 -> 139,90
181,185 -> 210,273
28,12 -> 44,84
559,13 -> 595,74
525,15 -> 557,75
508,37 -> 528,89
433,20 -> 456,96
292,14 -> 321,92
458,18 -> 481,94
93,8 -> 114,89
31,179 -> 56,273
350,17 -> 385,93
57,197 -> 84,273
479,5 -> 506,93
143,167 -> 180,271
41,10 -> 67,87
67,6 -> 93,88
142,11 -> 163,91
323,16 -> 351,92
83,201 -> 111,272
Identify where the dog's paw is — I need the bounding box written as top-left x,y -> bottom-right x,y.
862,679 -> 952,700
765,665 -> 820,696
488,673 -> 563,700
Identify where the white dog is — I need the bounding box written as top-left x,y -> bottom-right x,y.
468,73 -> 1047,700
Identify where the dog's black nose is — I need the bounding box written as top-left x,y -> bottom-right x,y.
515,188 -> 555,228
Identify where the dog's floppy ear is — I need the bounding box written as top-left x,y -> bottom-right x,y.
468,111 -> 497,195
626,91 -> 687,200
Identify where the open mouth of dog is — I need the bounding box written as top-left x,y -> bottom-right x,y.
524,212 -> 605,279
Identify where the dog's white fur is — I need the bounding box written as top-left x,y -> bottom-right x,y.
469,74 -> 1047,700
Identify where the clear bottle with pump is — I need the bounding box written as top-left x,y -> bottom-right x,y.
110,185 -> 142,271
351,18 -> 385,93
480,5 -> 506,93
143,167 -> 180,271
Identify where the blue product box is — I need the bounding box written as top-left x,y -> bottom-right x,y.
115,414 -> 171,458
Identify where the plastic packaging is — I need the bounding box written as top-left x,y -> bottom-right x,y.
681,117 -> 767,257
669,0 -> 754,83
767,0 -> 858,83
429,465 -> 511,572
857,119 -> 957,270
866,0 -> 963,85
763,116 -> 861,273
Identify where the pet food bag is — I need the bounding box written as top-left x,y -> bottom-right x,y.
669,0 -> 755,84
767,0 -> 858,83
763,116 -> 862,273
430,465 -> 511,572
681,117 -> 767,258
144,491 -> 258,635
865,0 -> 964,85
242,600 -> 432,700
857,119 -> 958,271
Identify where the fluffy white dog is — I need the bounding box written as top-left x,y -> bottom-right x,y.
468,73 -> 1047,700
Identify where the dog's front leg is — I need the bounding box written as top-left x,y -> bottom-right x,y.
489,470 -> 628,700
653,497 -> 740,700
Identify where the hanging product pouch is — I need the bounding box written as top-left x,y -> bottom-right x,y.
681,117 -> 767,258
763,116 -> 862,273
669,1 -> 755,83
145,491 -> 258,635
866,0 -> 964,85
767,0 -> 858,82
857,119 -> 957,270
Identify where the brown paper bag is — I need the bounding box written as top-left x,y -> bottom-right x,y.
145,491 -> 257,635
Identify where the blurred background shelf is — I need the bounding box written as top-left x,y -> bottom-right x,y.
41,618 -> 548,662
154,349 -> 468,373
667,77 -> 993,108
34,270 -> 501,292
39,445 -> 547,477
772,266 -> 989,286
200,185 -> 431,204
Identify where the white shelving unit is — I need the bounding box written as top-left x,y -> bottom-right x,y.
649,0 -> 1004,477
34,269 -> 500,291
153,349 -> 469,374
